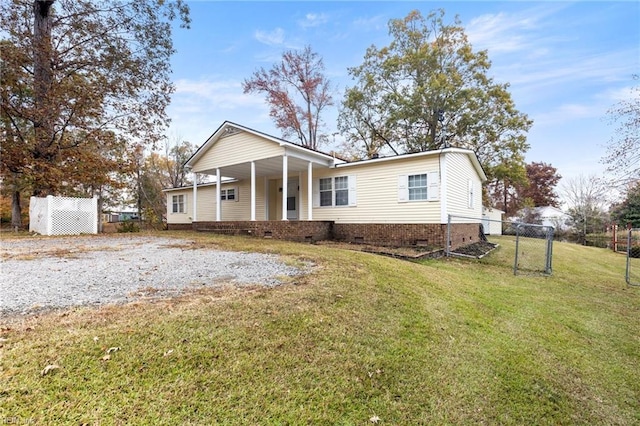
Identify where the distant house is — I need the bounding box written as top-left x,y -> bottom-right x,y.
102,209 -> 139,223
482,206 -> 504,235
534,206 -> 570,230
511,205 -> 569,230
164,121 -> 487,249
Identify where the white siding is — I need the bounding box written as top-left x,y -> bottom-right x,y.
444,152 -> 483,220
311,156 -> 442,223
166,190 -> 192,224
192,132 -> 284,173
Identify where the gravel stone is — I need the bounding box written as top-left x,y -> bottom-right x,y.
0,235 -> 307,316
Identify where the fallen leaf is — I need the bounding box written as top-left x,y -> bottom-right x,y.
101,355 -> 111,362
370,415 -> 381,423
163,349 -> 174,357
106,347 -> 120,354
93,336 -> 99,343
41,364 -> 60,376
0,337 -> 8,343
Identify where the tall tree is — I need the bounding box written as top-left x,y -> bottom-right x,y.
562,174 -> 609,238
0,0 -> 190,220
517,162 -> 562,207
610,180 -> 640,228
338,9 -> 532,180
164,138 -> 196,188
488,154 -> 528,216
243,45 -> 333,150
128,140 -> 195,227
602,75 -> 639,184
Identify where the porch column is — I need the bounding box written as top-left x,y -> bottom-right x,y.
250,161 -> 256,221
307,161 -> 313,220
281,155 -> 288,221
216,168 -> 221,221
192,172 -> 198,222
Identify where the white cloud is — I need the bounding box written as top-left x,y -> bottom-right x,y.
466,4 -> 571,54
168,78 -> 276,146
298,12 -> 329,28
254,27 -> 285,46
352,14 -> 386,31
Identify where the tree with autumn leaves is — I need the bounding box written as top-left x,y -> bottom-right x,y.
243,46 -> 333,150
338,9 -> 532,188
0,0 -> 190,227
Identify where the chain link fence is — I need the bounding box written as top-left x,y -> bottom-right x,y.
625,228 -> 640,287
448,214 -> 554,276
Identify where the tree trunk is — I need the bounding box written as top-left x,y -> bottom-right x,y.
32,0 -> 56,196
11,188 -> 22,231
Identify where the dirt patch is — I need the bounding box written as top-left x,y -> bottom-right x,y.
450,241 -> 498,258
316,241 -> 443,260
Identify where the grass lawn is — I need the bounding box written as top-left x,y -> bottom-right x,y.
1,231 -> 638,425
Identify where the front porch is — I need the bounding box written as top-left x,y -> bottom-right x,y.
188,123 -> 342,223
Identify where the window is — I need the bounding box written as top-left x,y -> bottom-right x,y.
408,174 -> 427,201
335,176 -> 349,206
319,178 -> 332,207
221,188 -> 236,201
398,172 -> 439,202
172,194 -> 185,213
316,176 -> 356,207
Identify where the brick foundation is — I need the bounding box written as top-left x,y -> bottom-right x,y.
192,221 -> 333,242
184,220 -> 482,250
166,223 -> 193,231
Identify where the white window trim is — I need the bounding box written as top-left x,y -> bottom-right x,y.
172,194 -> 186,214
220,187 -> 239,202
408,173 -> 428,201
314,176 -> 356,208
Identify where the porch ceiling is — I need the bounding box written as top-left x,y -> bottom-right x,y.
197,156 -> 323,180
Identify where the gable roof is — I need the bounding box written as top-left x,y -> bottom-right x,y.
185,121 -> 345,169
185,121 -> 486,181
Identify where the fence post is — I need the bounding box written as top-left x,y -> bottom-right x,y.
545,226 -> 554,274
46,195 -> 53,236
513,224 -> 520,275
92,196 -> 99,234
446,214 -> 451,257
626,225 -> 632,285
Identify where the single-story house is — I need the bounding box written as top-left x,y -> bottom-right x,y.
482,207 -> 504,235
534,206 -> 570,230
164,121 -> 487,249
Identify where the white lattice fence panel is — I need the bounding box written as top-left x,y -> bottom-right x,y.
29,196 -> 98,235
29,196 -> 50,235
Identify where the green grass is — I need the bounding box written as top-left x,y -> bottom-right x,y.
1,231 -> 639,425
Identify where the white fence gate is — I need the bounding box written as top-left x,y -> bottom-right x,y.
29,195 -> 98,235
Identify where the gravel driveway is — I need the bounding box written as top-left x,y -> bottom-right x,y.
0,235 -> 306,316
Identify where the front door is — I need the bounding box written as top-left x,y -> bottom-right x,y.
286,178 -> 298,220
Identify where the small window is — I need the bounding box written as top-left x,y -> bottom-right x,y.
221,188 -> 236,201
408,174 -> 427,201
172,194 -> 185,213
319,178 -> 332,207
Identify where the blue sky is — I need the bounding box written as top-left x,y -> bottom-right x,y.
166,1 -> 639,184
